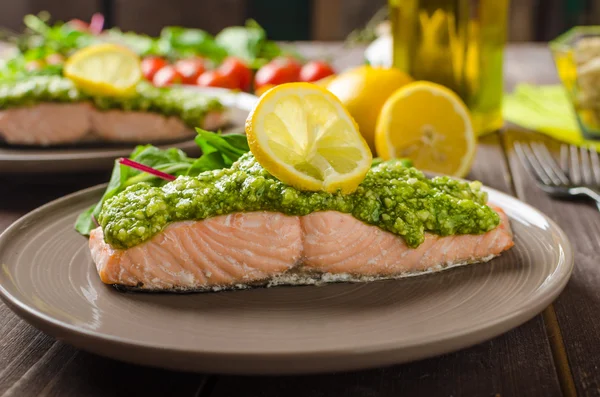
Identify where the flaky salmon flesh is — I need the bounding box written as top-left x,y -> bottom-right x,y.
89,207 -> 514,292
0,103 -> 226,146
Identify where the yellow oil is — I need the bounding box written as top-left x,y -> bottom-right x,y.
389,0 -> 508,135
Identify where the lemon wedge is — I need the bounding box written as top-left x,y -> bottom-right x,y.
64,43 -> 142,96
374,81 -> 476,177
245,83 -> 372,194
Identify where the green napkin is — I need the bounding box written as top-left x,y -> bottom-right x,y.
503,84 -> 600,151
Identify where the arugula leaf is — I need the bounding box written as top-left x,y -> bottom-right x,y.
215,20 -> 264,62
74,207 -> 97,238
161,27 -> 208,48
75,130 -> 251,236
194,128 -> 249,165
188,151 -> 227,175
103,28 -> 159,57
188,130 -> 249,174
158,27 -> 227,62
23,13 -> 50,35
19,13 -> 94,55
215,19 -> 281,68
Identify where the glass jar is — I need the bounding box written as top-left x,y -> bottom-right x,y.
551,26 -> 600,140
388,0 -> 509,135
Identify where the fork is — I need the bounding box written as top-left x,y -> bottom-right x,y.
514,141 -> 600,209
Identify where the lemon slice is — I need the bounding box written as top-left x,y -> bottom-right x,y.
374,81 -> 476,177
64,43 -> 141,96
245,82 -> 372,194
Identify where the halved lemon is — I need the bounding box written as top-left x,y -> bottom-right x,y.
245,83 -> 372,194
326,65 -> 413,152
64,43 -> 141,96
374,81 -> 476,177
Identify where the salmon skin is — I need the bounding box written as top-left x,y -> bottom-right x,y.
89,207 -> 514,293
0,103 -> 227,146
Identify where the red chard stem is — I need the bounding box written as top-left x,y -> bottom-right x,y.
118,158 -> 177,181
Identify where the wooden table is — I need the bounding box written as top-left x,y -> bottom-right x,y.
0,43 -> 599,397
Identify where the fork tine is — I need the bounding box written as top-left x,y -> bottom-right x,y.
570,145 -> 582,185
531,142 -> 570,185
580,147 -> 594,185
560,144 -> 569,176
514,142 -> 553,185
589,147 -> 600,186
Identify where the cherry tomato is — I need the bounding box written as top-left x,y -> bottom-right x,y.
218,57 -> 252,91
153,65 -> 182,87
275,56 -> 302,79
254,57 -> 302,90
45,53 -> 65,66
300,61 -> 335,82
174,58 -> 206,85
142,57 -> 169,81
25,60 -> 44,72
197,70 -> 238,89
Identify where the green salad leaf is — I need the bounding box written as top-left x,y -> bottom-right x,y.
158,27 -> 227,62
103,28 -> 159,56
194,128 -> 249,162
75,129 -> 250,236
215,19 -> 282,68
2,13 -> 287,81
19,13 -> 94,54
101,26 -> 229,61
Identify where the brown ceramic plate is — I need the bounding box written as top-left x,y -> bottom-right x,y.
0,184 -> 573,374
0,87 -> 257,174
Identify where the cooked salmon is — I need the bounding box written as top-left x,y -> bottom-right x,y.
0,103 -> 92,145
89,109 -> 194,142
89,207 -> 514,292
0,103 -> 226,146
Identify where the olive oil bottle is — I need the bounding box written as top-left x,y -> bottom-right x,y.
389,0 -> 508,135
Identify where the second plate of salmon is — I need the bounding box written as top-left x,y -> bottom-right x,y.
0,86 -> 257,174
0,182 -> 573,374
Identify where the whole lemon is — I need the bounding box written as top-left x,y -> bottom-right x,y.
326,66 -> 413,153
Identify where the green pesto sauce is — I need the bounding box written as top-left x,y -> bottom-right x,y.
0,76 -> 223,126
98,153 -> 500,249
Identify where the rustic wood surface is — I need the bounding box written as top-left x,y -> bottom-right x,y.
0,43 -> 597,396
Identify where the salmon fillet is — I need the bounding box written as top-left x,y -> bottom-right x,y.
0,103 -> 92,145
89,207 -> 514,292
89,109 -> 194,142
89,108 -> 227,142
0,103 -> 226,146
